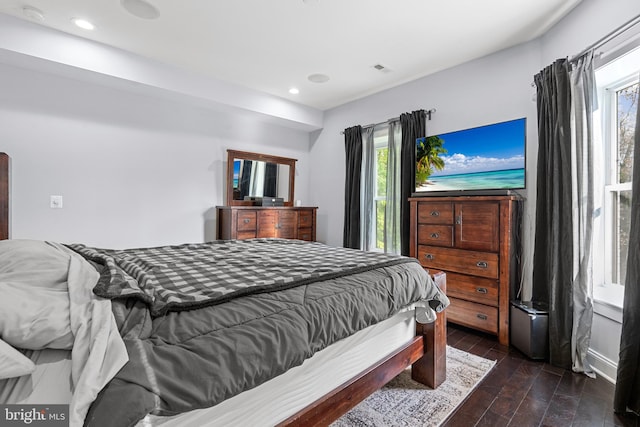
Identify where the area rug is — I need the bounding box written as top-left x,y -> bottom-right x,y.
331,346 -> 496,427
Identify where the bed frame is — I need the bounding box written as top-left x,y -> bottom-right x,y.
280,271 -> 447,426
0,153 -> 8,240
0,152 -> 447,425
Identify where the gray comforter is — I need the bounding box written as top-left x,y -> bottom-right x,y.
74,240 -> 448,427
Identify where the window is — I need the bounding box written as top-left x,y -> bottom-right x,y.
362,124 -> 402,253
595,45 -> 639,307
605,80 -> 637,287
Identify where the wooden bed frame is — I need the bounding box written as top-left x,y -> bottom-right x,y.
0,153 -> 7,240
0,151 -> 447,426
281,271 -> 447,426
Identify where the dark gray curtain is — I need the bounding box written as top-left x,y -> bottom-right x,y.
343,125 -> 363,249
532,59 -> 574,369
614,76 -> 640,415
400,110 -> 426,256
239,160 -> 253,200
264,163 -> 277,197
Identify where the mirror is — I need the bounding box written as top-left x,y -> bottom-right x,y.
226,150 -> 296,206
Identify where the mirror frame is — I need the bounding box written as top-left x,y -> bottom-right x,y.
226,149 -> 297,206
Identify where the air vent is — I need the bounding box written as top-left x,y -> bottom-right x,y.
373,64 -> 392,73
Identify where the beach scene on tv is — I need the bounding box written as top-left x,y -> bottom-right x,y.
415,118 -> 526,192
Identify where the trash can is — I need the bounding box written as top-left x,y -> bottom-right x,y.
510,300 -> 549,360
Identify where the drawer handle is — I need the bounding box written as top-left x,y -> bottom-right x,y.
430,233 -> 440,239
476,261 -> 488,268
476,314 -> 488,321
425,254 -> 435,261
476,287 -> 488,294
243,219 -> 250,224
430,211 -> 440,217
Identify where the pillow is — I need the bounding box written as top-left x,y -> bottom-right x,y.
0,240 -> 75,350
0,338 -> 35,380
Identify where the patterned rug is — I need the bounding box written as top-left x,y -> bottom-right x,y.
331,346 -> 496,427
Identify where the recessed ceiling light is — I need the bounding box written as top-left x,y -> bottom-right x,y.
308,73 -> 330,83
72,18 -> 95,30
289,88 -> 300,95
121,0 -> 160,20
22,5 -> 45,22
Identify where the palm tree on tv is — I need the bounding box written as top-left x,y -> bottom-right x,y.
416,136 -> 447,186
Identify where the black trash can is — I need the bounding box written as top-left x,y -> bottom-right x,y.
510,300 -> 549,360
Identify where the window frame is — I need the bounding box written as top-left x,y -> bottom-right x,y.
602,76 -> 636,289
594,46 -> 639,312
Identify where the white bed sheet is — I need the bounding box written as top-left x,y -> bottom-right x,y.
0,349 -> 72,405
0,240 -> 129,427
139,303 -> 425,427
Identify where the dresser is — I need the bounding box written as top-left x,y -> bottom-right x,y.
216,206 -> 317,241
409,195 -> 521,345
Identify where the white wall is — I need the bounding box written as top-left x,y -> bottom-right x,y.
1,62 -> 311,248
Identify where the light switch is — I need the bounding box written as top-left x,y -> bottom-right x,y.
50,195 -> 63,209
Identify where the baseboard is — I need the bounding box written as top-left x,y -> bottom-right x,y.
587,348 -> 617,384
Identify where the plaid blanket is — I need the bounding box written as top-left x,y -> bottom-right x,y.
67,239 -> 418,317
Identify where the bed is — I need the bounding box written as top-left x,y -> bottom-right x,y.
0,152 -> 449,427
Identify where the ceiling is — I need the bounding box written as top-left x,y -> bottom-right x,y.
0,0 -> 582,111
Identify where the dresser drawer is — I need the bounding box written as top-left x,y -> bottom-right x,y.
237,230 -> 257,239
446,272 -> 499,306
237,211 -> 257,231
418,224 -> 453,247
299,210 -> 313,228
417,202 -> 453,224
447,297 -> 498,334
417,245 -> 498,279
298,228 -> 313,241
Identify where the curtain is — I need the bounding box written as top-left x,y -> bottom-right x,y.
361,128 -> 375,250
533,59 -> 574,368
343,125 -> 363,249
250,161 -> 266,196
569,52 -> 596,375
384,121 -> 402,254
532,54 -> 596,374
614,74 -> 640,415
400,110 -> 426,256
239,160 -> 253,200
263,163 -> 277,197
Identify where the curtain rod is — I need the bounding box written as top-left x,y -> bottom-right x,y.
340,108 -> 436,135
531,14 -> 640,87
570,13 -> 640,62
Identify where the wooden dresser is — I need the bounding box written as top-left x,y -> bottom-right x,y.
409,195 -> 521,345
216,206 -> 317,241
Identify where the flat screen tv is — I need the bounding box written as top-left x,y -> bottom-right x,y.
415,117 -> 526,194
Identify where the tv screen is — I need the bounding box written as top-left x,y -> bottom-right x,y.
415,117 -> 526,194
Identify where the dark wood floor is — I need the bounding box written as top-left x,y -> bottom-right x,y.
442,323 -> 639,427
